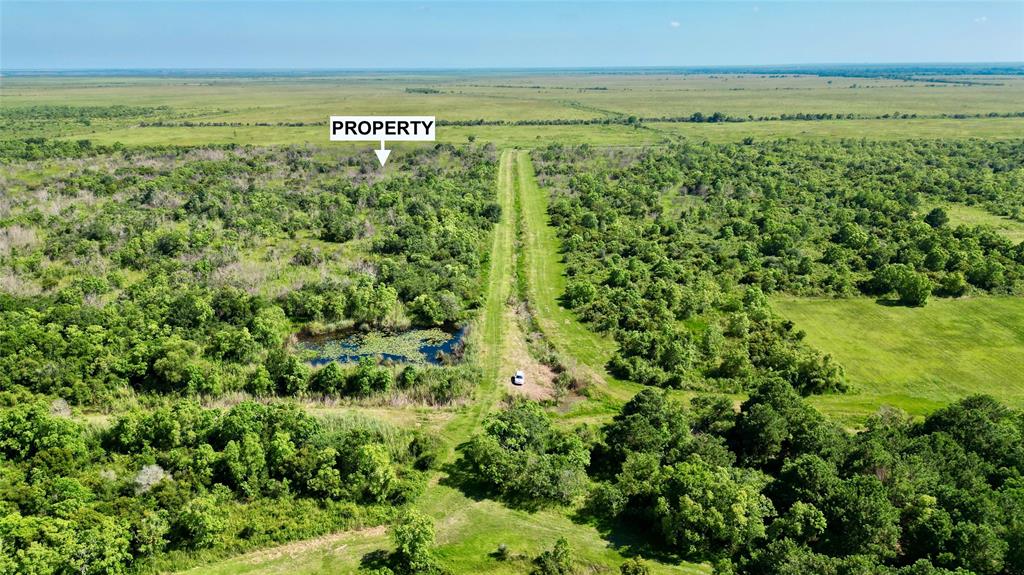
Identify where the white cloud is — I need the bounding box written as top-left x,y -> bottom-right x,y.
974,15 -> 988,23
670,20 -> 681,28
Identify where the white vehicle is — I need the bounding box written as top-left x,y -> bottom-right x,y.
512,370 -> 525,386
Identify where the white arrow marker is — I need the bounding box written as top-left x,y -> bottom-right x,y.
374,140 -> 391,167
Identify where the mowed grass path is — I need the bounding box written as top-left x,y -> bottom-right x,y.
179,151 -> 705,575
776,297 -> 1024,423
514,153 -> 740,421
514,152 -> 643,410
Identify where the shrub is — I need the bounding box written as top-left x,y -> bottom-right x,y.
178,495 -> 227,548
532,537 -> 574,575
620,557 -> 650,575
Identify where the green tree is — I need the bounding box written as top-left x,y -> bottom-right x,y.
870,264 -> 931,306
246,366 -> 275,397
135,510 -> 170,556
938,272 -> 968,297
949,522 -> 1008,575
901,495 -> 952,563
925,207 -> 949,228
351,444 -> 397,503
310,361 -> 346,395
250,305 -> 291,347
266,348 -> 311,396
347,357 -> 393,396
169,289 -> 214,328
68,516 -> 132,575
894,269 -> 932,307
597,389 -> 689,473
767,501 -> 826,544
826,475 -> 900,560
391,509 -> 435,573
223,431 -> 267,498
655,457 -> 774,558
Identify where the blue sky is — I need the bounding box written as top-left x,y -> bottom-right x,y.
2,1 -> 1022,70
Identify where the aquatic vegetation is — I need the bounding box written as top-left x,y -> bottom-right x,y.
295,327 -> 465,364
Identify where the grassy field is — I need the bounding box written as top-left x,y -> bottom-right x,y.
179,497 -> 706,575
60,123 -> 669,148
775,297 -> 1024,424
4,73 -> 1024,145
5,74 -> 1023,121
922,202 -> 1024,244
647,116 -> 1024,142
47,117 -> 1024,147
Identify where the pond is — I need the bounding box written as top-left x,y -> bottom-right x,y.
293,326 -> 467,366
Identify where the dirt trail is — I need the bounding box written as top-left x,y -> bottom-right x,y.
501,307 -> 557,400
240,526 -> 387,566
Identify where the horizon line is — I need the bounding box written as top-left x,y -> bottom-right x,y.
3,61 -> 1024,75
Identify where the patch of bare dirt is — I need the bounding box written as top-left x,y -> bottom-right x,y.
241,525 -> 388,565
502,308 -> 556,400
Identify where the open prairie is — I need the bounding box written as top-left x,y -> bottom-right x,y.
4,72 -> 1024,145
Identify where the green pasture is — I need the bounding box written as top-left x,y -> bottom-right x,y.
0,75 -> 595,122
775,296 -> 1024,424
648,117 -> 1024,142
922,201 -> 1024,243
57,123 -> 667,148
181,486 -> 705,575
4,73 -> 1024,145
5,73 -> 1023,121
47,116 -> 1024,147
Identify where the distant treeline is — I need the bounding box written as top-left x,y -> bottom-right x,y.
459,84 -> 609,90
138,121 -> 318,127
0,137 -> 117,160
441,111 -> 1024,126
0,137 -> 242,161
136,110 -> 1024,129
0,104 -> 171,120
897,76 -> 1006,86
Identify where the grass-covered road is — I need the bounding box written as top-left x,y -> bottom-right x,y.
513,151 -> 649,422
